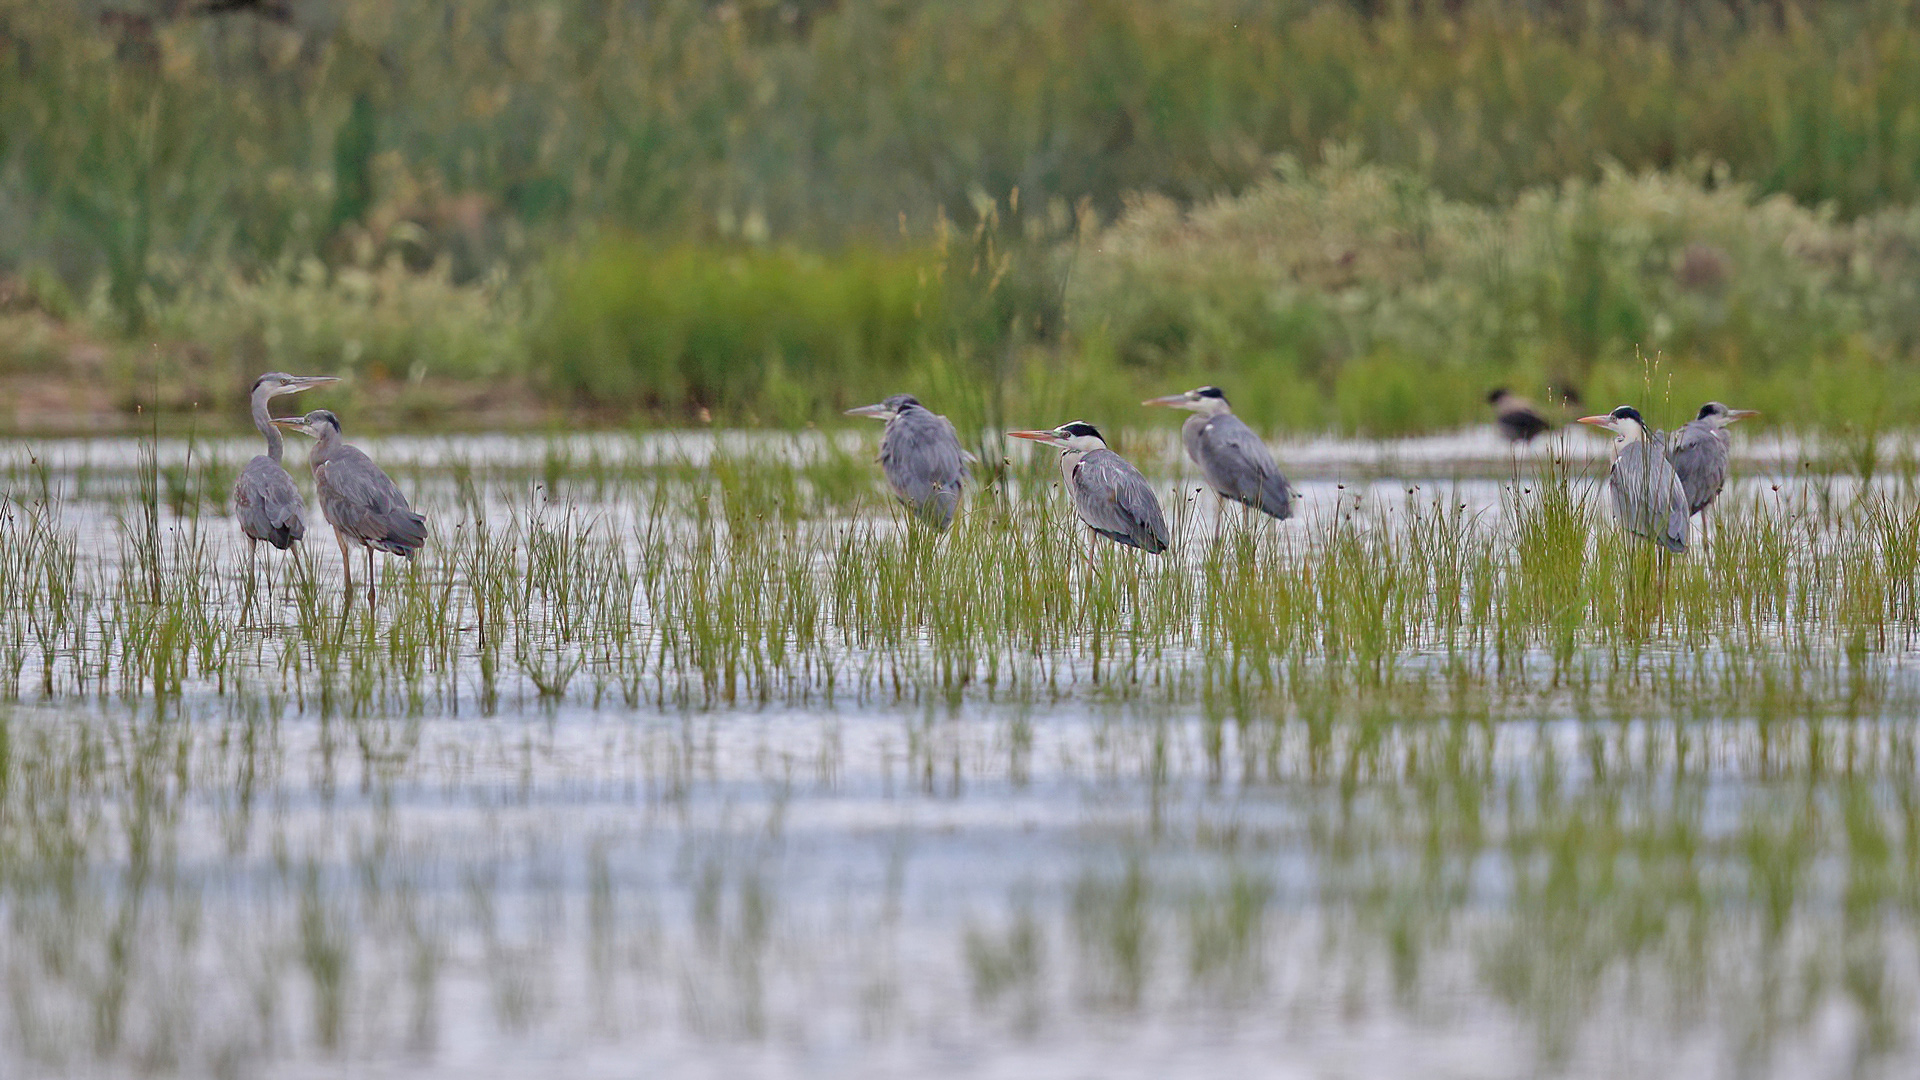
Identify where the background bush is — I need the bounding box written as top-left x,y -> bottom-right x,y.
1067,155 -> 1920,433
536,238 -> 932,416
7,0 -> 1920,432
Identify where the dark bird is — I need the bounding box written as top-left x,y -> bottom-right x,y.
231,372 -> 338,552
1577,406 -> 1689,553
1487,388 -> 1553,444
1142,385 -> 1293,521
1667,401 -> 1759,517
1007,421 -> 1169,554
844,394 -> 968,529
273,410 -> 427,605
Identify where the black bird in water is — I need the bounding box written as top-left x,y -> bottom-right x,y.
1487,388 -> 1553,444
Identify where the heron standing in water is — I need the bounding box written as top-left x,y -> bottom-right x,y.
232,372 -> 338,552
1008,421 -> 1169,554
844,394 -> 968,529
273,410 -> 427,606
1142,385 -> 1293,523
1577,406 -> 1689,553
1667,401 -> 1759,521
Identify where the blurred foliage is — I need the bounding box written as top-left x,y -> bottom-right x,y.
1070,154 -> 1920,433
5,0 -> 1920,431
153,254 -> 528,384
536,238 -> 932,416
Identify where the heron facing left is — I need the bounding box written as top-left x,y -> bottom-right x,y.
1577,405 -> 1689,554
273,409 -> 427,606
1008,421 -> 1169,554
845,393 -> 968,529
1142,385 -> 1293,521
232,372 -> 339,552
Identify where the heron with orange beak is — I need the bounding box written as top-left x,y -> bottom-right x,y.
1142,385 -> 1293,522
1007,421 -> 1170,554
1576,405 -> 1689,554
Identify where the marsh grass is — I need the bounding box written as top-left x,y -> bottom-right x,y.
6,431 -> 1920,719
6,431 -> 1920,1073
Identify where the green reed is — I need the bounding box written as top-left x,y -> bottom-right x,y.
5,429 -> 1920,729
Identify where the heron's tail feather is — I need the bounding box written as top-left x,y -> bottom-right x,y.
1252,474 -> 1294,521
1663,508 -> 1690,553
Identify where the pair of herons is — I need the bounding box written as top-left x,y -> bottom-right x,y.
855,389 -> 1755,555
847,386 -> 1292,554
233,373 -> 426,604
1492,388 -> 1758,552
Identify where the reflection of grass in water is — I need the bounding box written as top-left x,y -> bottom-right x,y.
3,704 -> 1920,1072
8,439 -> 1920,1070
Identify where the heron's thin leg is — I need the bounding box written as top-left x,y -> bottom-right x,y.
240,539 -> 258,628
366,547 -> 377,606
336,529 -> 353,613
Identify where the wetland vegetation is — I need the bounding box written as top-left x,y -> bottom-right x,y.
10,1 -> 1920,433
2,426 -> 1920,1075
8,1 -> 1920,1075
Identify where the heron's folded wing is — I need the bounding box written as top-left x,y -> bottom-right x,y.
1196,415 -> 1291,515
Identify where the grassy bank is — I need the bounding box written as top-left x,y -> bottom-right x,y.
12,157 -> 1920,438
7,1 -> 1920,433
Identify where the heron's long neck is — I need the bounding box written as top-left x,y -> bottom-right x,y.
251,390 -> 283,462
1057,448 -> 1081,488
310,424 -> 343,464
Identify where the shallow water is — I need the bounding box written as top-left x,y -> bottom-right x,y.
2,431 -> 1918,1078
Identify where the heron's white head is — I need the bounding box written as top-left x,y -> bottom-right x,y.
251,372 -> 339,402
844,393 -> 922,422
1143,386 -> 1231,416
1007,420 -> 1109,455
1575,405 -> 1651,444
271,409 -> 344,441
1693,401 -> 1760,429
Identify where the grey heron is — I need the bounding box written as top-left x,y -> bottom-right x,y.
1142,386 -> 1293,521
1667,401 -> 1759,517
1007,421 -> 1169,554
1487,388 -> 1552,444
272,410 -> 427,605
1576,406 -> 1689,553
231,372 -> 338,551
844,394 -> 967,529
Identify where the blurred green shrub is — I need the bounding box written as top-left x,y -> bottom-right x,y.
536,238 -> 936,415
152,257 -> 528,383
11,1 -> 1920,333
1068,155 -> 1920,433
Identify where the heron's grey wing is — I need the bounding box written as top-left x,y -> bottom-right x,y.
880,410 -> 967,528
1666,421 -> 1729,514
1072,450 -> 1170,553
233,455 -> 305,549
1611,445 -> 1687,553
315,447 -> 427,556
1664,470 -> 1691,551
1192,414 -> 1292,519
